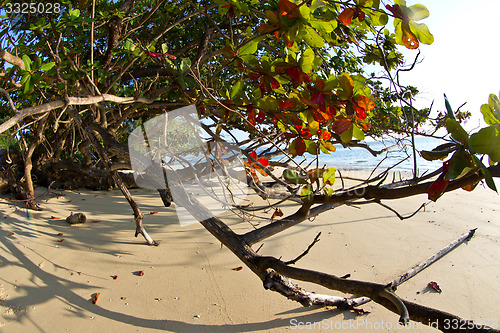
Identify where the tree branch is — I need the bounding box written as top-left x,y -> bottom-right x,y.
0,48 -> 25,70
0,93 -> 163,135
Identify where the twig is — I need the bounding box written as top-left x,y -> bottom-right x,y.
285,232 -> 321,265
374,200 -> 426,220
0,88 -> 18,112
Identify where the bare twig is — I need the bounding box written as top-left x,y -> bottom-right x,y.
285,232 -> 321,265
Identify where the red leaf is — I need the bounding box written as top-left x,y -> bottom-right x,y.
138,270 -> 145,276
57,239 -> 64,242
112,275 -> 118,280
385,4 -> 404,19
300,71 -> 311,83
271,208 -> 284,220
246,105 -> 256,126
332,119 -> 352,134
257,23 -> 278,34
145,51 -> 163,59
232,266 -> 243,271
279,99 -> 297,110
149,211 -> 158,215
286,66 -> 301,84
91,293 -> 100,304
249,150 -> 257,160
353,95 -> 375,112
401,21 -> 419,49
248,72 -> 261,80
57,233 -> 64,236
338,7 -> 355,25
356,109 -> 367,120
256,109 -> 266,123
314,79 -> 325,91
257,158 -> 270,167
279,0 -> 299,18
311,92 -> 325,106
51,216 -> 61,220
312,109 -> 331,123
355,9 -> 365,22
8,232 -> 14,236
428,173 -> 449,201
295,138 -> 306,156
92,220 -> 100,223
428,281 -> 442,293
270,77 -> 280,89
300,127 -> 312,139
462,181 -> 479,192
167,54 -> 177,59
321,130 -> 332,141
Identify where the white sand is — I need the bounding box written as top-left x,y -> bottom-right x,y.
0,172 -> 499,332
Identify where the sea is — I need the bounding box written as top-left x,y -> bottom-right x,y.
270,135 -> 447,174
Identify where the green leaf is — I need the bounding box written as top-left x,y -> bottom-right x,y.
322,167 -> 336,185
298,24 -> 324,48
408,4 -> 429,21
469,124 -> 500,162
337,73 -> 353,100
256,95 -> 278,110
323,187 -> 334,196
20,72 -> 30,85
299,48 -> 315,73
40,62 -> 55,72
340,124 -> 353,143
445,149 -> 473,180
409,21 -> 434,45
282,169 -> 308,184
69,9 -> 81,18
308,18 -> 337,33
444,94 -> 455,120
177,76 -> 186,90
230,80 -> 244,99
369,11 -> 388,26
421,149 -> 451,161
480,94 -> 500,125
321,141 -> 336,153
22,54 -> 31,71
161,43 -> 168,54
179,58 -> 191,74
298,4 -> 311,20
239,36 -> 264,56
352,124 -> 365,141
305,139 -> 317,155
472,155 -> 497,192
446,118 -> 468,145
300,184 -> 314,203
23,76 -> 32,94
310,0 -> 325,11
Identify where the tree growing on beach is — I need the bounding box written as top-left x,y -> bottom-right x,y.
1,0 -> 499,331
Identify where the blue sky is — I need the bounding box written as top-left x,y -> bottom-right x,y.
395,0 -> 500,131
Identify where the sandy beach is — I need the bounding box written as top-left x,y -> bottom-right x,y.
1,170 -> 499,332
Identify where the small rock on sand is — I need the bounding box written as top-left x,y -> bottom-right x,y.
66,213 -> 86,225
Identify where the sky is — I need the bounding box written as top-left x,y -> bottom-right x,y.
394,0 -> 500,131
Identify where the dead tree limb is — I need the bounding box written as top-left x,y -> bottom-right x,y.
0,93 -> 170,135
170,182 -> 498,332
389,228 -> 477,290
66,106 -> 157,245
